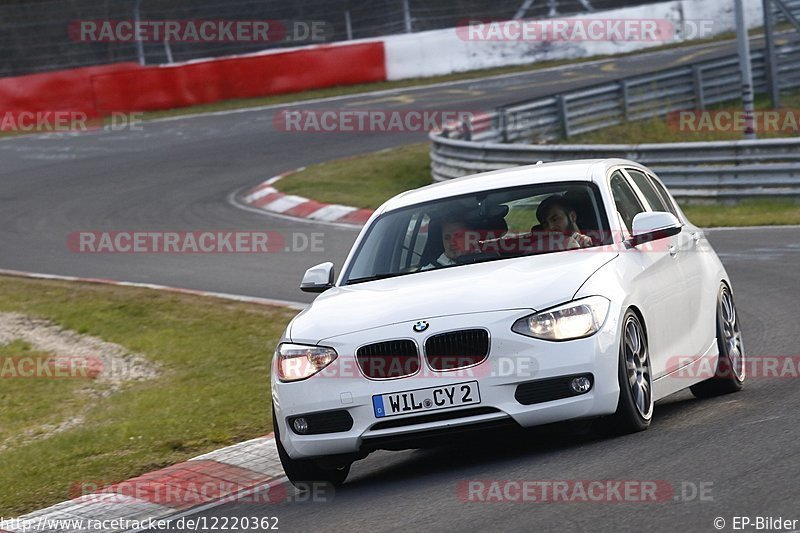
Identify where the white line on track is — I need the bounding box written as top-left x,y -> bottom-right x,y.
0,268 -> 308,310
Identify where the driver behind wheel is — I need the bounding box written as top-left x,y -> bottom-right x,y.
422,215 -> 480,269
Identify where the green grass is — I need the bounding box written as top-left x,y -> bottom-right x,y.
0,276 -> 297,516
277,143 -> 432,208
563,92 -> 800,144
681,198 -> 800,227
0,341 -> 97,445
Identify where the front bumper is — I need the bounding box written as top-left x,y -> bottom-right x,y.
272,308 -> 621,459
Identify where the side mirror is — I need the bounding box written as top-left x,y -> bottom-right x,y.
628,212 -> 682,247
300,262 -> 335,293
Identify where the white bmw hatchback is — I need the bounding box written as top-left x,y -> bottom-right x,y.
271,159 -> 745,486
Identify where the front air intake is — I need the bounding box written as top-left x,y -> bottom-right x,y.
356,339 -> 420,379
425,329 -> 490,371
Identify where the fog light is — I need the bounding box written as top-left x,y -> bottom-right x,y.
292,417 -> 309,434
570,376 -> 592,394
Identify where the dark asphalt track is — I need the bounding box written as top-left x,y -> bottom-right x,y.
0,36 -> 784,303
2,35 -> 799,532
153,227 -> 800,533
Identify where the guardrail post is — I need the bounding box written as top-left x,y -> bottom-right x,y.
497,108 -> 509,143
460,118 -> 472,141
620,80 -> 630,122
692,65 -> 705,110
557,95 -> 570,138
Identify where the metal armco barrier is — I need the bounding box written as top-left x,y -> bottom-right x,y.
430,36 -> 800,200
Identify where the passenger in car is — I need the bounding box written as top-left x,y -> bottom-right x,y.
536,195 -> 594,249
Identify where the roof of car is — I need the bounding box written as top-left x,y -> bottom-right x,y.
379,158 -> 641,213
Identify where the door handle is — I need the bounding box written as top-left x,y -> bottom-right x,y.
668,244 -> 678,257
691,231 -> 701,244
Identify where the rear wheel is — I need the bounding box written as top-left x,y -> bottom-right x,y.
598,310 -> 653,435
690,284 -> 745,398
273,407 -> 350,488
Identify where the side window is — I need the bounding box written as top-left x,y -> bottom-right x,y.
609,171 -> 645,233
399,213 -> 429,269
504,198 -> 538,233
626,168 -> 669,213
647,174 -> 681,219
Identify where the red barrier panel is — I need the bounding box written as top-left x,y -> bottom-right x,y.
0,63 -> 139,118
91,42 -> 386,112
0,41 -> 386,121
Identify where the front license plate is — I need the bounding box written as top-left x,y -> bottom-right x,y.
372,381 -> 481,418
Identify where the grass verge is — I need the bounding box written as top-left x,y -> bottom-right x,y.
0,276 -> 296,516
563,92 -> 800,144
0,341 -> 92,446
274,143 -> 800,227
277,143 -> 432,208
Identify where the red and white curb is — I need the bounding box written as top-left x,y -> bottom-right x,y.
240,169 -> 374,227
0,435 -> 284,532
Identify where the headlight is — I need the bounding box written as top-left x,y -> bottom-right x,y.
512,296 -> 611,341
275,343 -> 338,382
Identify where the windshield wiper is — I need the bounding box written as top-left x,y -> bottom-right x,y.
344,272 -> 406,285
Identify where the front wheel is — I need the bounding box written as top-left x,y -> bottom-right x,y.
273,407 -> 350,488
597,310 -> 653,436
690,284 -> 745,398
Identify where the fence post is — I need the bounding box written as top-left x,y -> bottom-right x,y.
133,0 -> 145,66
692,65 -> 705,110
557,95 -> 570,138
402,0 -> 413,33
163,39 -> 174,64
762,0 -> 781,107
734,0 -> 757,139
513,0 -> 536,19
345,11 -> 353,40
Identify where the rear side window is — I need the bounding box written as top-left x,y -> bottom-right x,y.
609,171 -> 645,233
647,175 -> 681,219
626,168 -> 669,213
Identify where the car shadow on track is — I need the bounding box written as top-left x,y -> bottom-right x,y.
340,390 -> 731,490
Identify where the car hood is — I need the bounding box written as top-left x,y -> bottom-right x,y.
289,250 -> 618,343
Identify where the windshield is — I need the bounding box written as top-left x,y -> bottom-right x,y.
343,181 -> 611,285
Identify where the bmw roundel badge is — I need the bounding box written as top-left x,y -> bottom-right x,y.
413,321 -> 429,333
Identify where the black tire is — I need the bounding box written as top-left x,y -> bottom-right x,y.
690,284 -> 745,398
273,407 -> 350,488
597,310 -> 653,436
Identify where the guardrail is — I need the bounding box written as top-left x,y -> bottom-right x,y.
431,38 -> 800,199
